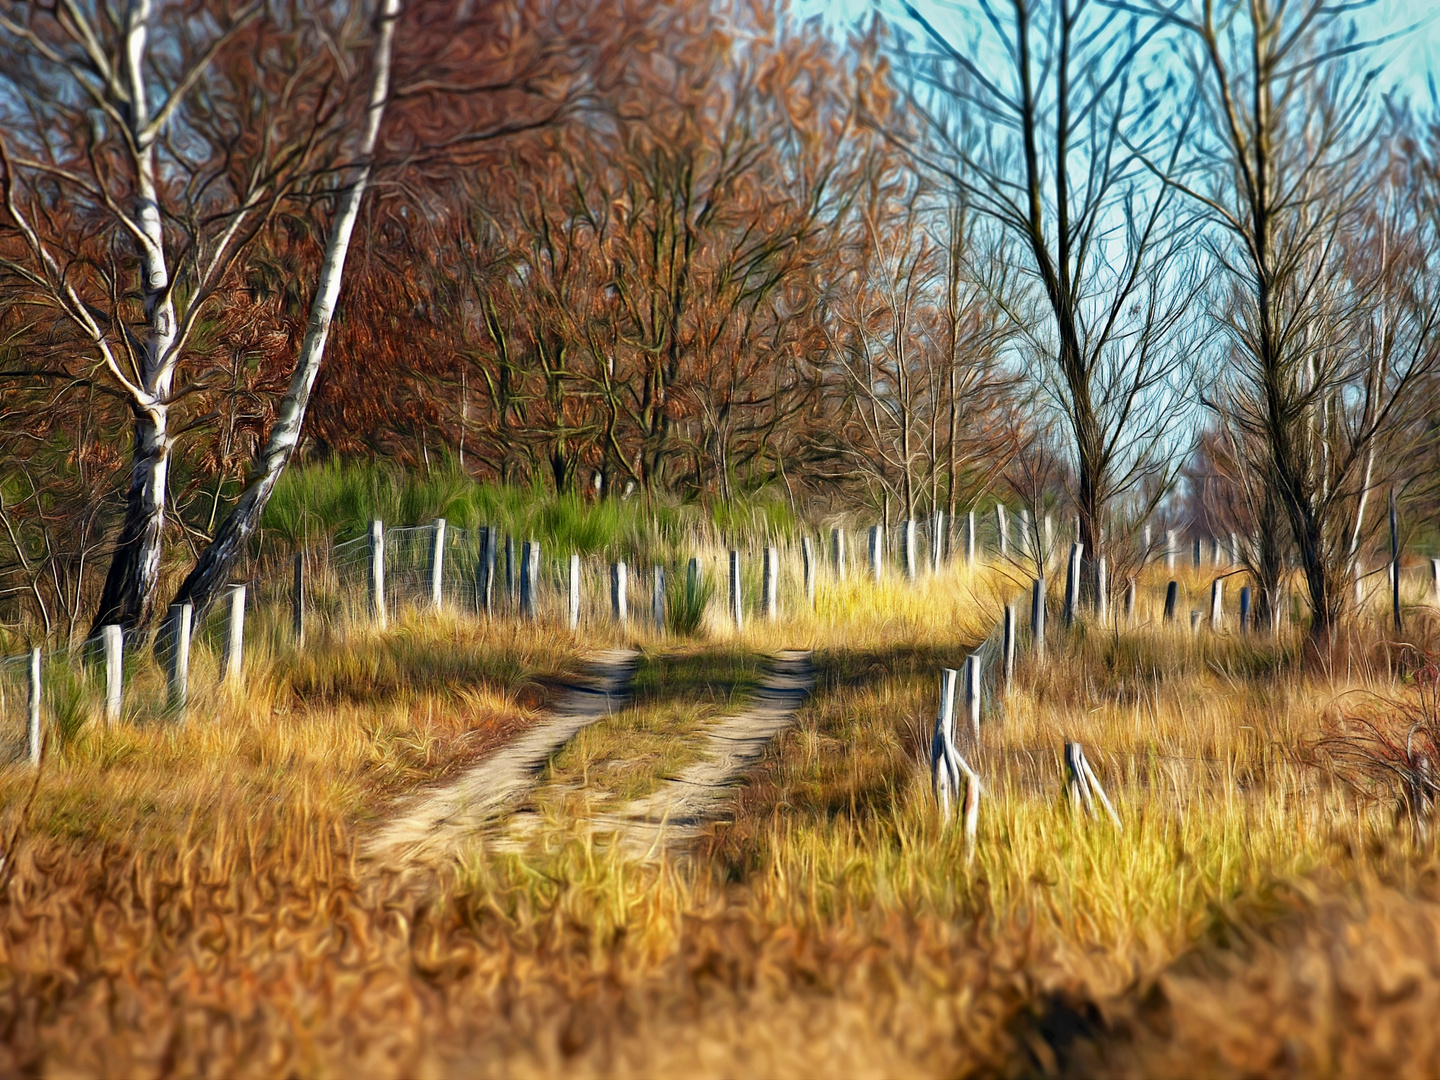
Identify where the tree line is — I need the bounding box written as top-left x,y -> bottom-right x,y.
3,0 -> 1440,650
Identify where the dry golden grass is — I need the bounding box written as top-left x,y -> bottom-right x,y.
1,560 -> 1438,1076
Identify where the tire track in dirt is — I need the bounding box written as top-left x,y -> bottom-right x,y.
585,649 -> 814,858
365,648 -> 639,865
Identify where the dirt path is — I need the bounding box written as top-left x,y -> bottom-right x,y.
589,649 -> 813,858
365,648 -> 639,865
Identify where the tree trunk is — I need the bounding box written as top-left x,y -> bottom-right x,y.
168,0 -> 400,624
92,408 -> 169,630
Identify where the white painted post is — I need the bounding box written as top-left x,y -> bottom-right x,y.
369,520 -> 386,629
1165,529 -> 1177,571
167,602 -> 192,717
429,517 -> 446,608
763,546 -> 779,620
102,624 -> 122,725
292,552 -> 305,647
963,654 -> 981,746
224,584 -> 246,684
1210,577 -> 1224,631
611,561 -> 628,626
903,518 -> 917,582
653,565 -> 666,629
832,528 -> 846,579
27,647 -> 41,766
868,525 -> 883,584
966,510 -> 976,566
520,540 -> 539,619
1063,543 -> 1083,627
730,550 -> 743,630
1031,577 -> 1046,662
996,504 -> 1009,558
801,536 -> 815,607
931,512 -> 945,572
1002,605 -> 1016,691
568,554 -> 581,630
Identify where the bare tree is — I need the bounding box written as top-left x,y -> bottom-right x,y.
1151,0 -> 1440,645
890,0 -> 1202,599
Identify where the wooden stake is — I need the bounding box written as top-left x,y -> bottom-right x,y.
1002,604 -> 1016,691
1240,585 -> 1252,633
27,647 -> 41,767
996,504 -> 1009,558
1063,542 -> 1083,627
568,554 -> 581,630
963,654 -> 981,746
520,540 -> 539,619
868,525 -> 883,584
1209,577 -> 1223,631
611,561 -> 628,626
430,517 -> 446,608
224,584 -> 245,684
801,536 -> 815,607
1391,488 -> 1402,633
369,520 -> 386,629
1031,577 -> 1047,662
1164,580 -> 1178,622
166,602 -> 192,718
966,510 -> 976,566
653,565 -> 666,629
763,546 -> 779,620
1096,556 -> 1108,620
730,550 -> 743,630
102,624 -> 122,725
903,518 -> 917,583
832,528 -> 846,579
292,552 -> 305,647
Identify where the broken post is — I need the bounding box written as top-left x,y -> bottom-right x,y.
430,517 -> 446,608
369,520 -> 386,629
932,667 -> 959,821
224,584 -> 245,684
1065,742 -> 1122,829
102,624 -> 122,725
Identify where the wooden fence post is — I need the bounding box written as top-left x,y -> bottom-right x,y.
224,584 -> 245,684
27,647 -> 41,767
430,518 -> 446,608
1031,577 -> 1046,662
832,528 -> 846,579
611,561 -> 628,626
1163,581 -> 1179,622
653,565 -> 666,629
102,624 -> 122,725
1019,507 -> 1030,560
1165,529 -> 1177,570
292,552 -> 305,647
1063,543 -> 1083,627
730,550 -> 743,630
931,511 -> 945,572
868,525 -> 883,584
1391,488 -> 1402,633
1003,605 -> 1016,691
1210,577 -> 1223,631
1043,515 -> 1054,565
479,527 -> 496,616
1142,524 -> 1152,565
369,520 -> 386,629
996,504 -> 1009,558
1096,556 -> 1108,620
568,554 -> 581,630
521,540 -> 539,619
966,510 -> 977,566
801,536 -> 815,607
167,602 -> 192,717
1240,585 -> 1252,633
964,653 -> 981,746
688,556 -> 701,610
1192,535 -> 1202,568
763,546 -> 779,619
903,519 -> 917,583
505,535 -> 516,606
932,667 -> 959,821
1190,610 -> 1202,632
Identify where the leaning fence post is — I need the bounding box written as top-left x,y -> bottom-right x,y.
27,647 -> 41,766
832,528 -> 846,579
932,668 -> 959,821
1164,580 -> 1179,623
520,540 -> 539,619
903,519 -> 917,583
730,550 -> 744,630
1240,585 -> 1252,633
369,520 -> 386,629
568,554 -> 581,630
1209,577 -> 1223,631
102,624 -> 123,725
963,654 -> 981,746
1063,543 -> 1083,627
611,560 -> 628,626
1031,577 -> 1047,662
653,565 -> 666,628
1065,741 -> 1094,816
1002,605 -> 1016,691
292,552 -> 306,646
167,601 -> 192,717
801,536 -> 815,607
868,525 -> 883,584
224,584 -> 246,684
763,546 -> 779,620
430,517 -> 446,608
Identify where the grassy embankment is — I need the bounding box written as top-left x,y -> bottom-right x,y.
2,475 -> 1439,1076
